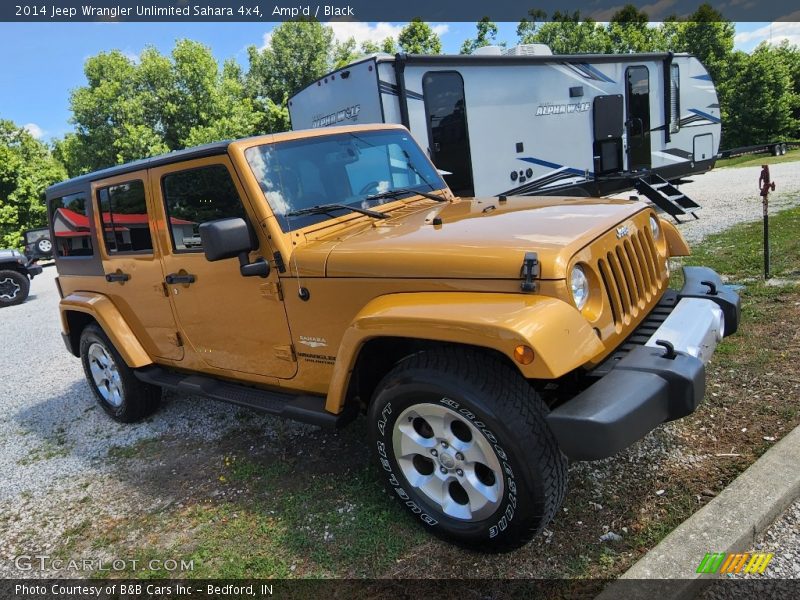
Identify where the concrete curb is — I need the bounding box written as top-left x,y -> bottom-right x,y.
596,425 -> 800,600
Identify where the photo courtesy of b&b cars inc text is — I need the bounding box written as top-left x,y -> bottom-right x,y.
1,1 -> 799,598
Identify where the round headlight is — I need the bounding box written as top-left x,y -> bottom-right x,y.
570,265 -> 589,310
649,215 -> 661,239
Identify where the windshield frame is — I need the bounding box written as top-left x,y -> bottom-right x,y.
241,128 -> 448,232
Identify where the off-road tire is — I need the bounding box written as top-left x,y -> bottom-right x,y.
368,347 -> 567,552
0,269 -> 30,307
79,324 -> 161,423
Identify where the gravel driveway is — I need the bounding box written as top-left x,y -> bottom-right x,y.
1,160 -> 798,579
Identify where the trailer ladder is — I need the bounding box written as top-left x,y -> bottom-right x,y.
634,174 -> 700,223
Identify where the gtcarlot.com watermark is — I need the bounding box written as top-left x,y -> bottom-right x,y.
14,554 -> 194,573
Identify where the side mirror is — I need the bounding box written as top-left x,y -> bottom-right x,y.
199,217 -> 270,278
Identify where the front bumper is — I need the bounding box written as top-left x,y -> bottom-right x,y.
547,266 -> 740,461
26,263 -> 43,278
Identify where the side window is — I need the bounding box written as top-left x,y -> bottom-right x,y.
670,64 -> 680,134
162,165 -> 246,252
97,180 -> 152,254
51,192 -> 94,257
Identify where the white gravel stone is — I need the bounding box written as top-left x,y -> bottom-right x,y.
616,161 -> 800,245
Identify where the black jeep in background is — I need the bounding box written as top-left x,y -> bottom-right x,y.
0,249 -> 43,307
23,227 -> 54,261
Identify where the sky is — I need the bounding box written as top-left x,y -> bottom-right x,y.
0,20 -> 796,142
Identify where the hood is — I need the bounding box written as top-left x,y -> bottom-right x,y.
0,249 -> 25,262
296,196 -> 650,280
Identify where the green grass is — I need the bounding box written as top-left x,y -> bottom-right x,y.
716,147 -> 800,169
17,427 -> 71,465
681,206 -> 800,281
107,437 -> 162,460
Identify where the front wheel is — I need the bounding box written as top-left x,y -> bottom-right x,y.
79,324 -> 161,423
0,270 -> 30,307
368,347 -> 567,552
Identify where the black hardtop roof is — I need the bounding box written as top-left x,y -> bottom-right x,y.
46,140 -> 230,198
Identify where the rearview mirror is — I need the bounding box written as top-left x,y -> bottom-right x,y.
199,217 -> 270,278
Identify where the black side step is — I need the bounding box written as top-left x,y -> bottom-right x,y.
634,174 -> 701,223
135,366 -> 357,429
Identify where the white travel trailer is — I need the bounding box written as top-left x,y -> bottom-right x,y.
289,46 -> 722,219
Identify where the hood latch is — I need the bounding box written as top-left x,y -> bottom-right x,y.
520,252 -> 540,292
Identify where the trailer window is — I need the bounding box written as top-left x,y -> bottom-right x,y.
245,129 -> 445,231
670,64 -> 680,134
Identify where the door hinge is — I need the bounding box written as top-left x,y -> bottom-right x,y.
171,331 -> 184,347
260,281 -> 283,300
161,282 -> 169,297
274,344 -> 296,362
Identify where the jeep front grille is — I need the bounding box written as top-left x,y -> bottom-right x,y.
597,227 -> 663,326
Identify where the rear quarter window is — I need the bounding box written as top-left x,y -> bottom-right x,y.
50,192 -> 94,258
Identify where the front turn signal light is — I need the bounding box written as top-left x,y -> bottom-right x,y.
514,345 -> 535,365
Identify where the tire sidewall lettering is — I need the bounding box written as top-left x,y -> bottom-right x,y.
374,397 -> 518,539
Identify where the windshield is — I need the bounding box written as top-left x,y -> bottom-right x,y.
244,129 -> 446,231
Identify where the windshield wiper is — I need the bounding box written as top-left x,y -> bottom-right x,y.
285,203 -> 389,219
364,187 -> 447,203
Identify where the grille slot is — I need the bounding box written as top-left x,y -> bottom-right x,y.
598,225 -> 663,326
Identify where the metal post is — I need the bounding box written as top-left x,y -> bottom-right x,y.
763,194 -> 770,280
758,165 -> 776,280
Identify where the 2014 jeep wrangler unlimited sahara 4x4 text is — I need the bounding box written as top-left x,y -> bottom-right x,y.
47,124 -> 739,551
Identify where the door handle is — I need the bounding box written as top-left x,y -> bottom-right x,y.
165,273 -> 196,285
105,272 -> 130,283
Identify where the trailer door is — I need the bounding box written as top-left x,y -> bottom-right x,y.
625,66 -> 651,171
422,71 -> 474,196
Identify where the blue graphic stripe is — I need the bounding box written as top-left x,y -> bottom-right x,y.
580,63 -> 615,83
692,74 -> 712,81
689,108 -> 721,123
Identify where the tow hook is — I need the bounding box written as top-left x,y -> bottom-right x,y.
655,339 -> 678,360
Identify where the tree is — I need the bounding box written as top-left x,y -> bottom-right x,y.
398,19 -> 442,54
770,40 -> 800,137
519,11 -> 609,55
724,44 -> 799,147
246,20 -> 334,104
63,40 -> 264,175
0,120 -> 66,248
460,17 -> 503,55
607,5 -> 663,53
674,4 -> 735,85
361,37 -> 397,55
332,37 -> 359,69
516,9 -> 548,43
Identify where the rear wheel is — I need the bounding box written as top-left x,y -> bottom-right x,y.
0,270 -> 29,307
79,324 -> 161,422
368,347 -> 567,552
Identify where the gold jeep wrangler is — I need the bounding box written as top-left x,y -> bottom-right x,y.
47,124 -> 740,551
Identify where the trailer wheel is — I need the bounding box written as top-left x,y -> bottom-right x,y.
368,347 -> 567,552
772,144 -> 780,156
780,143 -> 787,155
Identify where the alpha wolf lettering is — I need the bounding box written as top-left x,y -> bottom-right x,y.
535,102 -> 590,116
